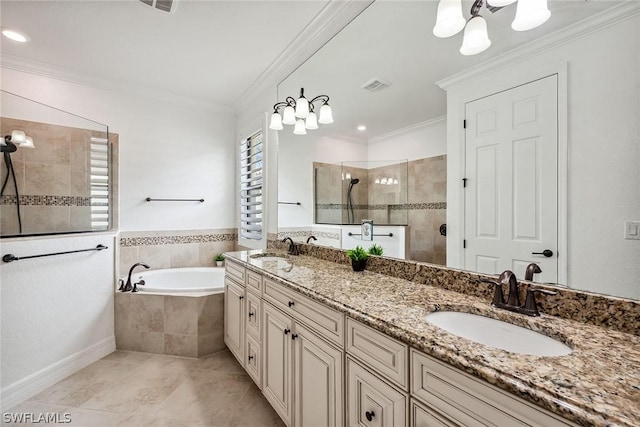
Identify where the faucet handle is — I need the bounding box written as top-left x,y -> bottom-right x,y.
523,288 -> 557,315
481,279 -> 504,306
117,279 -> 125,291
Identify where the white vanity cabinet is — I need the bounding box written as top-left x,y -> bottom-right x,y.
262,295 -> 344,427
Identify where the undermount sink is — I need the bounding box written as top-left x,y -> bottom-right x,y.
424,311 -> 572,357
249,254 -> 292,265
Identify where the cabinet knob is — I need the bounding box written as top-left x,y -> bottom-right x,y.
288,301 -> 295,307
284,328 -> 290,335
365,411 -> 375,422
291,334 -> 298,340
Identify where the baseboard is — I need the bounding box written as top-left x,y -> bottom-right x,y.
1,336 -> 116,411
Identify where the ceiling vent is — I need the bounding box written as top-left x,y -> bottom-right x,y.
139,0 -> 178,13
362,78 -> 391,92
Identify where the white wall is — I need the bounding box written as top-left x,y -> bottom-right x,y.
368,117 -> 447,161
445,12 -> 640,299
0,66 -> 237,407
277,132 -> 368,228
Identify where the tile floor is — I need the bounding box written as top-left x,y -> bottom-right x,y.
5,350 -> 284,426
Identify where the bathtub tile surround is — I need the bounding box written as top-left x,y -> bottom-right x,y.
267,239 -> 640,336
230,249 -> 640,427
11,350 -> 283,426
115,292 -> 224,358
118,229 -> 236,276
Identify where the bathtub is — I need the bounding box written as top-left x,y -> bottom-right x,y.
132,267 -> 225,294
115,266 -> 226,357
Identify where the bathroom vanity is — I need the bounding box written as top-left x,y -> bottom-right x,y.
223,250 -> 640,427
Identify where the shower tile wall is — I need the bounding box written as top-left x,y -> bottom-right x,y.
313,162 -> 368,224
118,229 -> 237,278
367,163 -> 408,225
407,155 -> 447,265
0,118 -> 117,235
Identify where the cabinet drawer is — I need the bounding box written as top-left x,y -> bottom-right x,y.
347,318 -> 408,390
347,357 -> 407,427
225,260 -> 245,284
246,269 -> 263,295
246,291 -> 262,341
411,398 -> 458,427
246,334 -> 262,389
264,277 -> 344,347
411,350 -> 577,427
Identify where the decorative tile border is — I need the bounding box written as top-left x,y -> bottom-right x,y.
276,230 -> 341,241
315,202 -> 446,211
0,195 -> 93,206
120,233 -> 237,247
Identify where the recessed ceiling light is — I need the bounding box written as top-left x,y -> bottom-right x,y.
357,125 -> 367,131
2,29 -> 29,43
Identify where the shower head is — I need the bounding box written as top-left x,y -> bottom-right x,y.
350,178 -> 360,185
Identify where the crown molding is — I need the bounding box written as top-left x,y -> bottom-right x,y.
369,115 -> 447,144
0,54 -> 234,114
232,0 -> 373,114
437,1 -> 640,91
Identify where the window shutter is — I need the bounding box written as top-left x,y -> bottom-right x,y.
90,137 -> 110,230
240,132 -> 263,240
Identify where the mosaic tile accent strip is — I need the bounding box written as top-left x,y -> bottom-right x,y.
315,202 -> 446,210
276,230 -> 341,241
0,195 -> 93,206
120,233 -> 237,247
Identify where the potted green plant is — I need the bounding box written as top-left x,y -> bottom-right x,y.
214,253 -> 225,267
346,246 -> 368,271
368,244 -> 383,256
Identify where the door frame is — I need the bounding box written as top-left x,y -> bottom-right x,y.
441,60 -> 568,285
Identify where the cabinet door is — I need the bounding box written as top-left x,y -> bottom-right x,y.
411,399 -> 458,427
263,303 -> 293,426
224,278 -> 245,366
347,358 -> 407,427
246,333 -> 262,389
293,322 -> 343,427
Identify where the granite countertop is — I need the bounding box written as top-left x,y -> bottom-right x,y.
225,250 -> 640,427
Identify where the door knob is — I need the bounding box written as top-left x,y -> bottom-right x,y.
532,249 -> 553,258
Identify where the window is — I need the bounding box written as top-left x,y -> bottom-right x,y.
89,136 -> 110,230
239,131 -> 263,241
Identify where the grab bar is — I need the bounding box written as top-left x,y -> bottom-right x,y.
348,232 -> 393,237
3,244 -> 108,263
278,201 -> 301,205
146,197 -> 204,202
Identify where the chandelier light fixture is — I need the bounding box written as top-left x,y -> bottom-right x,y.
433,0 -> 551,56
269,88 -> 333,135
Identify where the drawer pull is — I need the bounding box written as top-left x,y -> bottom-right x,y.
248,311 -> 255,318
248,355 -> 254,361
284,328 -> 291,335
288,301 -> 295,307
365,411 -> 375,422
291,334 -> 298,340
239,295 -> 244,300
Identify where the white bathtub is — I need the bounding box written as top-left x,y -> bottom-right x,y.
131,267 -> 225,294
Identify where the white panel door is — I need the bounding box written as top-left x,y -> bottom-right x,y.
465,75 -> 558,282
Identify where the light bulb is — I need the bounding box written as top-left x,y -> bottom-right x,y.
269,112 -> 283,130
380,177 -> 388,185
21,136 -> 35,148
512,0 -> 551,31
10,130 -> 26,143
433,0 -> 466,38
293,119 -> 307,135
318,104 -> 333,124
305,112 -> 318,130
460,16 -> 491,56
282,106 -> 296,125
374,178 -> 380,184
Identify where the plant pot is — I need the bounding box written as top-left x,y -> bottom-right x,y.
351,259 -> 366,272
216,261 -> 224,267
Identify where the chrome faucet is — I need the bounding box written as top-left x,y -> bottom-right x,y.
482,270 -> 556,316
120,262 -> 150,292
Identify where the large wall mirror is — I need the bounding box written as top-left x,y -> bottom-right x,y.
1,90 -> 113,237
276,1 -> 639,300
